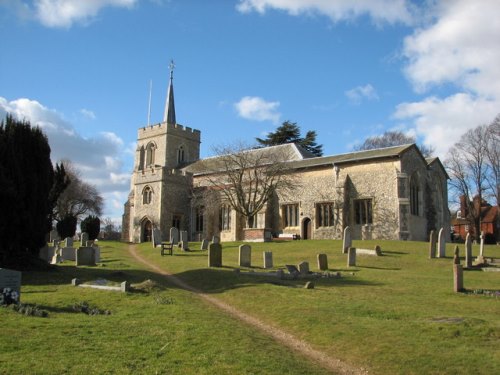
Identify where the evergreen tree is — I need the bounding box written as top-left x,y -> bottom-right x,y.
80,215 -> 101,240
0,115 -> 54,268
255,121 -> 323,156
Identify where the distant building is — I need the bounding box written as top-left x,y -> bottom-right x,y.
451,195 -> 499,242
122,68 -> 450,243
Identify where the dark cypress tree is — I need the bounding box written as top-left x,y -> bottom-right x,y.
80,215 -> 101,240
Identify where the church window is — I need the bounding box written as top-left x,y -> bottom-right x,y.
354,199 -> 373,225
138,146 -> 145,171
177,146 -> 185,164
283,204 -> 299,227
142,186 -> 152,205
146,142 -> 156,167
219,204 -> 231,231
316,202 -> 334,227
195,206 -> 204,232
410,176 -> 421,216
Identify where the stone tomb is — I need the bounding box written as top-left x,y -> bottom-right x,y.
208,243 -> 222,267
317,253 -> 328,270
201,239 -> 209,250
356,246 -> 382,256
342,226 -> 352,254
0,268 -> 22,303
239,244 -> 252,267
170,227 -> 179,245
76,247 -> 96,266
263,251 -> 273,269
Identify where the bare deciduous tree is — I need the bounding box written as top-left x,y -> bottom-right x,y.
355,130 -> 434,157
196,143 -> 297,228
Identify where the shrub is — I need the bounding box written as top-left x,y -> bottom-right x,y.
80,215 -> 100,241
56,215 -> 77,239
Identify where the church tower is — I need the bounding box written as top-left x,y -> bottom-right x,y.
122,61 -> 201,243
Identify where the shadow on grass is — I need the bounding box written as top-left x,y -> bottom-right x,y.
357,265 -> 402,271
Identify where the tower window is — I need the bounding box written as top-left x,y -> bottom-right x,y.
146,143 -> 156,167
142,186 -> 152,205
138,146 -> 145,171
177,146 -> 185,164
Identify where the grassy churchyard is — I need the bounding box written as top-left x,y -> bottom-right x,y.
1,240 -> 498,374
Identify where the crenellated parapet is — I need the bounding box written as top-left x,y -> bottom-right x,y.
138,121 -> 200,141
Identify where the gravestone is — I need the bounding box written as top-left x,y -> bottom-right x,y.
180,230 -> 188,243
374,245 -> 382,256
212,235 -> 220,244
298,261 -> 309,275
50,251 -> 62,264
239,244 -> 252,267
342,226 -> 352,254
80,232 -> 89,247
94,245 -> 101,263
453,264 -> 464,292
465,233 -> 473,268
286,265 -> 300,279
263,251 -> 273,269
64,237 -> 73,248
347,247 -> 356,267
476,231 -> 486,264
76,247 -> 96,266
201,239 -> 209,250
179,241 -> 189,251
170,227 -> 179,245
0,268 -> 22,303
437,228 -> 446,258
60,247 -> 76,261
317,254 -> 328,270
304,281 -> 315,289
152,228 -> 162,247
208,243 -> 222,267
49,229 -> 59,243
428,230 -> 437,258
453,246 -> 461,265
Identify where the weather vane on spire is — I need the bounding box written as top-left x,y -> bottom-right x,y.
169,59 -> 175,79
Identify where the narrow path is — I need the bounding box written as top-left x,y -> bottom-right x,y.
128,245 -> 368,375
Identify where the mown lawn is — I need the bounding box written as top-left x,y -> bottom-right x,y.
0,242 -> 330,375
137,239 -> 500,375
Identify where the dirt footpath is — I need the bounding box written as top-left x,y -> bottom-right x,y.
129,245 -> 368,375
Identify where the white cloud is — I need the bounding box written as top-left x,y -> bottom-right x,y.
393,93 -> 499,159
234,96 -> 281,124
236,0 -> 413,25
32,0 -> 137,28
80,108 -> 96,119
345,84 -> 379,104
0,96 -> 131,218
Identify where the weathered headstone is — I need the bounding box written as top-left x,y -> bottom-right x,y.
0,268 -> 22,303
428,230 -> 437,258
453,246 -> 461,265
342,226 -> 352,254
179,241 -> 189,251
347,247 -> 356,267
317,254 -> 328,270
94,246 -> 101,263
465,233 -> 473,268
64,237 -> 73,248
437,228 -> 446,258
453,264 -> 464,292
374,245 -> 382,256
60,247 -> 76,261
180,230 -> 188,243
263,251 -> 273,269
80,232 -> 89,247
201,239 -> 209,250
298,261 -> 310,275
50,251 -> 62,264
212,235 -> 220,244
170,227 -> 179,245
239,244 -> 252,267
152,228 -> 162,247
476,231 -> 486,264
76,247 -> 96,266
304,281 -> 315,289
49,229 -> 59,243
208,243 -> 222,267
120,281 -> 130,292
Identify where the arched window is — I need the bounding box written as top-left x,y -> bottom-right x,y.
138,146 -> 145,171
177,145 -> 185,164
142,186 -> 152,205
146,143 -> 156,167
410,174 -> 421,216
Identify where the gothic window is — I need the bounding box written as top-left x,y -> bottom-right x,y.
316,202 -> 334,227
142,186 -> 152,205
195,206 -> 204,232
138,146 -> 145,171
354,199 -> 373,225
146,142 -> 156,167
177,145 -> 185,164
282,204 -> 299,227
410,174 -> 421,216
219,204 -> 231,231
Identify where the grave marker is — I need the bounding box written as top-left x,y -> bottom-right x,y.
180,230 -> 188,242
347,247 -> 356,267
298,261 -> 309,275
429,230 -> 437,258
208,243 -> 222,267
170,227 -> 179,245
0,268 -> 22,303
342,226 -> 352,254
80,232 -> 89,247
201,239 -> 209,250
239,245 -> 252,267
76,247 -> 96,266
317,254 -> 328,270
453,264 -> 464,292
212,235 -> 220,244
465,233 -> 473,268
437,228 -> 446,258
263,251 -> 273,269
453,245 -> 461,265
152,228 -> 163,247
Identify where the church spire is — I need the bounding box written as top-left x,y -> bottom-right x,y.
163,59 -> 176,124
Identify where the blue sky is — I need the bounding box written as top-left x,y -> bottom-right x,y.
1,0 -> 499,224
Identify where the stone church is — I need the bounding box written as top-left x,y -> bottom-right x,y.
122,69 -> 449,243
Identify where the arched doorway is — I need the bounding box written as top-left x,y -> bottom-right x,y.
141,219 -> 152,243
302,217 -> 311,240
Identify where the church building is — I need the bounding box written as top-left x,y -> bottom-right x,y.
122,67 -> 449,243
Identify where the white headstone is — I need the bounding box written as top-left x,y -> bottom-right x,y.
239,244 -> 251,267
170,227 -> 179,245
180,230 -> 188,242
437,228 -> 446,258
342,226 -> 351,254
